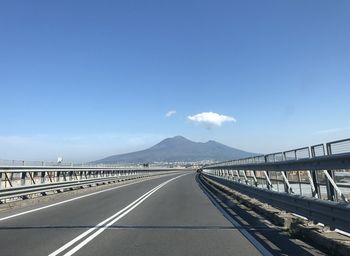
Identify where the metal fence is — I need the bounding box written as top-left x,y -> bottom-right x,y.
0,159 -> 143,168
202,174 -> 350,234
202,138 -> 350,203
0,166 -> 182,202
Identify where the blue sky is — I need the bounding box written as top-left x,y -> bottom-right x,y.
1,1 -> 350,162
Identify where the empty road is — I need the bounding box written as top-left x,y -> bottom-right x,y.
0,172 -> 322,256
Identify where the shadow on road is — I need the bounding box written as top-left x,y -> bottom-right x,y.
195,174 -> 325,256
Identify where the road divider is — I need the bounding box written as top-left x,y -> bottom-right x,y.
0,172 -> 184,222
49,173 -> 189,256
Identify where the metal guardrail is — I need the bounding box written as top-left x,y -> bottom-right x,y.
0,166 -> 182,202
0,159 -> 145,168
205,138 -> 350,167
202,174 -> 350,234
202,138 -> 350,203
201,138 -> 350,233
0,176 -> 124,200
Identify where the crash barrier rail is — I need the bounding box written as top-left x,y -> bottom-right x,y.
0,166 -> 181,202
201,138 -> 350,233
202,138 -> 350,203
201,174 -> 350,234
0,159 -> 146,167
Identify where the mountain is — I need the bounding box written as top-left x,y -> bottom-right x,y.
93,136 -> 256,164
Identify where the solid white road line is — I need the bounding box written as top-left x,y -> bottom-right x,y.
48,182 -> 165,256
199,177 -> 273,256
49,173 -> 188,256
0,172 -> 181,223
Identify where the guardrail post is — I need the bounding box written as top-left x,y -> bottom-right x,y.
252,170 -> 258,187
325,143 -> 337,201
4,173 -> 13,188
229,170 -> 234,180
47,171 -> 53,182
242,170 -> 249,184
306,170 -> 318,198
280,171 -> 293,193
40,171 -> 45,183
263,156 -> 272,190
74,171 -> 78,180
21,171 -> 26,186
62,171 -> 67,181
281,153 -> 290,193
235,170 -> 241,183
297,171 -> 302,195
225,170 -> 229,179
310,146 -> 321,198
29,172 -> 36,185
263,171 -> 272,190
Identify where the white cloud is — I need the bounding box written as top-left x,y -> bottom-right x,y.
165,110 -> 177,118
188,112 -> 236,128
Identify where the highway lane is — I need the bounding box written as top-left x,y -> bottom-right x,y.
0,172 -> 321,255
0,172 -> 184,256
69,172 -> 263,256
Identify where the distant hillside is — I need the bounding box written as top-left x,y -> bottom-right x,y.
93,136 -> 256,164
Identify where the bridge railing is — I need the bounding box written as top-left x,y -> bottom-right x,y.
0,166 -> 181,202
201,138 -> 350,233
0,159 -> 147,168
202,138 -> 350,203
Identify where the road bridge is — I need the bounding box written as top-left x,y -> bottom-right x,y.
0,138 -> 350,255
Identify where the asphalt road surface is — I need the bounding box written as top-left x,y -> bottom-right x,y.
0,172 -> 323,256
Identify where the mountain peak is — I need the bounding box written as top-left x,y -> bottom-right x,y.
154,136 -> 193,148
171,135 -> 190,141
94,136 -> 256,164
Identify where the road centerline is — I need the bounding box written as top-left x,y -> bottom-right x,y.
0,172 -> 182,223
49,173 -> 189,256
